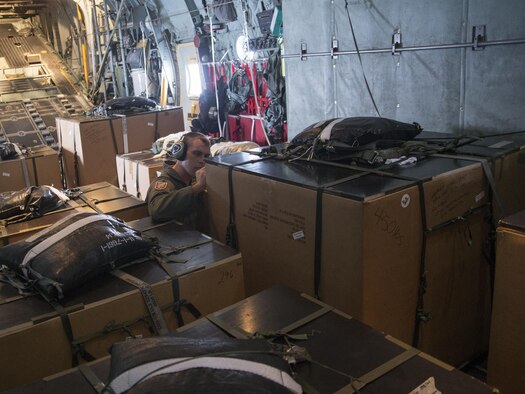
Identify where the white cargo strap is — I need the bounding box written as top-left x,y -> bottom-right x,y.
114,114 -> 129,154
111,269 -> 168,336
20,214 -> 114,276
47,185 -> 70,203
108,356 -> 302,394
135,160 -> 141,199
19,158 -> 31,187
24,211 -> 87,243
319,118 -> 345,142
312,119 -> 327,129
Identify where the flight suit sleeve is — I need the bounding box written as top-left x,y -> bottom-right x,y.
146,178 -> 198,223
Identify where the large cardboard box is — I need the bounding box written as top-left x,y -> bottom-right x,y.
6,285 -> 494,394
57,107 -> 184,187
0,146 -> 62,192
204,152 -> 266,242
205,154 -> 490,365
116,150 -> 165,200
0,182 -> 148,246
0,217 -> 244,391
421,130 -> 525,221
487,210 -> 525,393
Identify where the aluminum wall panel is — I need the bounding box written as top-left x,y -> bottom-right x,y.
283,0 -> 333,135
284,0 -> 525,138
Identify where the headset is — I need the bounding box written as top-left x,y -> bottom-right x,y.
170,137 -> 187,161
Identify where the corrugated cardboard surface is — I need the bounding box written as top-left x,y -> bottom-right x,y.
235,170 -> 317,296
116,151 -> 164,201
0,251 -> 243,391
423,164 -> 487,228
487,223 -> 525,393
420,207 -> 491,365
320,187 -> 423,343
3,285 -> 495,394
205,156 -> 491,361
176,285 -> 494,394
204,152 -> 267,243
0,146 -> 62,192
57,107 -> 183,187
493,149 -> 525,220
203,162 -> 231,243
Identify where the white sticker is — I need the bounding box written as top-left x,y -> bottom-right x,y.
488,140 -> 513,149
2,172 -> 10,177
409,377 -> 441,394
147,122 -> 154,127
475,191 -> 485,203
292,230 -> 305,240
401,193 -> 411,208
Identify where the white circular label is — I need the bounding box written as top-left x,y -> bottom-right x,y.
401,194 -> 411,208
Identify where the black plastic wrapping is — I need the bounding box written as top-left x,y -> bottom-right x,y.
0,142 -> 18,161
99,96 -> 157,115
105,337 -> 301,394
291,116 -> 422,146
0,186 -> 66,221
0,212 -> 152,300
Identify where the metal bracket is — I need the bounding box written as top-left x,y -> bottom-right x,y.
331,37 -> 339,59
472,25 -> 486,50
300,42 -> 308,61
416,309 -> 432,323
392,30 -> 401,55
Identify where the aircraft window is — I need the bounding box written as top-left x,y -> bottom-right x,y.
186,63 -> 202,98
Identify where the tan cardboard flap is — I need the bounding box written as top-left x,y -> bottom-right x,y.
487,225 -> 525,393
234,171 -> 317,296
424,164 -> 487,228
419,207 -> 491,365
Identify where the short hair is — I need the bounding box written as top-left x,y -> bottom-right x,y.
184,131 -> 211,147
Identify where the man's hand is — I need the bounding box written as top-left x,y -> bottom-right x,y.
192,167 -> 207,193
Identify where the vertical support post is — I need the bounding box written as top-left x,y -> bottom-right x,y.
103,0 -> 118,97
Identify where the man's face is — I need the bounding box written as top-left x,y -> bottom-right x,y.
181,138 -> 211,176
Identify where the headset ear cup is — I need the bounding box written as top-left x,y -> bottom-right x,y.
170,140 -> 187,161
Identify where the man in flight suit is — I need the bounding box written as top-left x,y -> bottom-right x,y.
146,132 -> 211,226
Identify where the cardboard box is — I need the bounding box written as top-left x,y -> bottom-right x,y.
203,152 -> 266,243
116,150 -> 165,200
0,217 -> 244,390
57,107 -> 184,187
455,131 -> 525,221
420,130 -> 525,221
0,182 -> 148,246
179,285 -> 494,393
6,285 -> 494,394
0,146 -> 62,192
418,207 -> 491,364
205,154 -> 490,365
487,210 -> 525,393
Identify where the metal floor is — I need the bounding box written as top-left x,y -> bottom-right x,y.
0,21 -> 89,150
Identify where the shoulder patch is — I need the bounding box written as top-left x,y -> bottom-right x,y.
154,181 -> 168,190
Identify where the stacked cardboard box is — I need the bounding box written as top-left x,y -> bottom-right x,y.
0,182 -> 148,246
116,150 -> 165,200
57,107 -> 184,187
487,210 -> 525,394
5,285 -> 495,393
0,217 -> 244,391
205,152 -> 491,365
0,145 -> 62,193
454,131 -> 525,220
